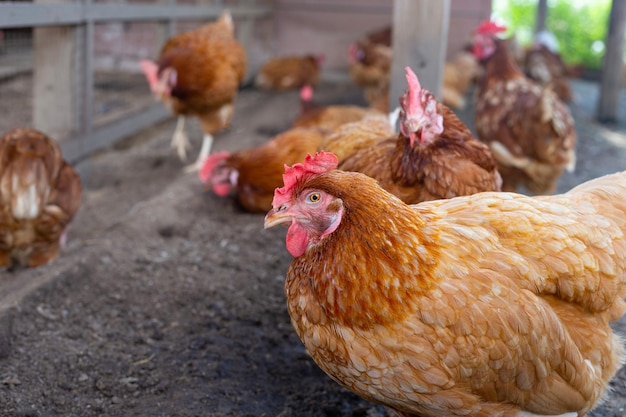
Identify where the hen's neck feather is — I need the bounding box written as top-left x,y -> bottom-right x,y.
480,39 -> 525,86
287,170 -> 441,328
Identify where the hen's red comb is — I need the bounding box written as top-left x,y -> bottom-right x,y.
272,151 -> 338,208
475,20 -> 507,35
404,66 -> 422,115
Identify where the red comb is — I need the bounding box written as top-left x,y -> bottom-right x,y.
272,152 -> 338,208
404,66 -> 422,114
475,20 -> 507,35
199,151 -> 230,183
300,85 -> 314,102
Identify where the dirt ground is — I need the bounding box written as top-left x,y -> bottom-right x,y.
0,80 -> 625,417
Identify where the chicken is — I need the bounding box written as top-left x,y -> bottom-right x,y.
472,21 -> 576,194
264,150 -> 626,417
441,51 -> 480,110
348,28 -> 392,112
0,128 -> 82,269
293,85 -> 384,133
255,54 -> 324,91
140,10 -> 246,171
199,127 -> 325,213
319,67 -> 501,204
523,43 -> 574,103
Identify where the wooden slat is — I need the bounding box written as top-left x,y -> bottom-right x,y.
389,0 -> 451,111
597,0 -> 626,122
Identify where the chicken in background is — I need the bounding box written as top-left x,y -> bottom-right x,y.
199,127 -> 325,213
441,51 -> 480,110
255,54 -> 324,91
472,21 -> 576,194
0,128 -> 82,269
348,27 -> 392,112
265,151 -> 626,417
523,32 -> 574,103
320,67 -> 501,204
292,85 -> 384,133
140,10 -> 246,171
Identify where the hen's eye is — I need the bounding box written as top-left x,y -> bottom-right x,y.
306,192 -> 321,204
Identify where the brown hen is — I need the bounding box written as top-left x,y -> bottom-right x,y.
265,151 -> 626,417
320,67 -> 501,204
0,128 -> 82,269
472,21 -> 576,194
140,10 -> 246,171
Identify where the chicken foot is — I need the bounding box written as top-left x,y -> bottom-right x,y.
171,116 -> 191,161
183,133 -> 214,173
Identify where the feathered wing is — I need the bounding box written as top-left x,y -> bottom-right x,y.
284,168 -> 626,417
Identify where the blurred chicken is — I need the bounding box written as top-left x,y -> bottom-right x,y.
0,128 -> 82,269
293,85 -> 385,133
255,54 -> 324,91
472,21 -> 576,194
199,127 -> 325,213
441,51 -> 480,110
348,27 -> 392,112
320,67 -> 501,204
265,151 -> 626,417
523,40 -> 574,103
140,10 -> 246,171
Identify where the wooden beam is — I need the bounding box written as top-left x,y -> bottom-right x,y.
389,0 -> 450,112
535,0 -> 548,34
597,0 -> 626,123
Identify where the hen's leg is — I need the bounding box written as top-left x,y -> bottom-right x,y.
183,133 -> 213,173
171,116 -> 190,161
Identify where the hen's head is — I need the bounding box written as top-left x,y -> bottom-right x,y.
399,67 -> 443,147
140,60 -> 177,100
472,20 -> 507,60
264,152 -> 344,257
199,151 -> 236,196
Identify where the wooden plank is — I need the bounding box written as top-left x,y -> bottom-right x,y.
33,24 -> 79,140
0,3 -> 272,28
389,0 -> 451,111
535,0 -> 548,33
597,0 -> 626,122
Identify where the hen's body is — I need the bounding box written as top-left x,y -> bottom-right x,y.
255,55 -> 322,91
200,127 -> 325,213
320,68 -> 501,205
523,44 -> 573,103
0,128 -> 82,268
349,30 -> 392,112
142,11 -> 246,169
474,36 -> 576,194
266,156 -> 626,417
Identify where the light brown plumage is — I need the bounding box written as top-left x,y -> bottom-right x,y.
319,67 -> 501,205
0,128 -> 82,268
265,152 -> 626,417
200,127 -> 326,213
473,28 -> 576,195
141,11 -> 246,168
255,54 -> 323,91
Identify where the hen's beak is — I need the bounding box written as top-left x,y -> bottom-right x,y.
264,207 -> 293,229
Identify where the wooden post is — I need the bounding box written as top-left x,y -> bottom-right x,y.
535,0 -> 548,34
33,23 -> 80,140
389,0 -> 450,112
597,0 -> 626,123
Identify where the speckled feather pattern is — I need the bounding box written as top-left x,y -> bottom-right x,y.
0,128 -> 82,267
474,39 -> 576,194
284,169 -> 626,417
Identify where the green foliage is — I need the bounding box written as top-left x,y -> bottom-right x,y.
492,0 -> 611,69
